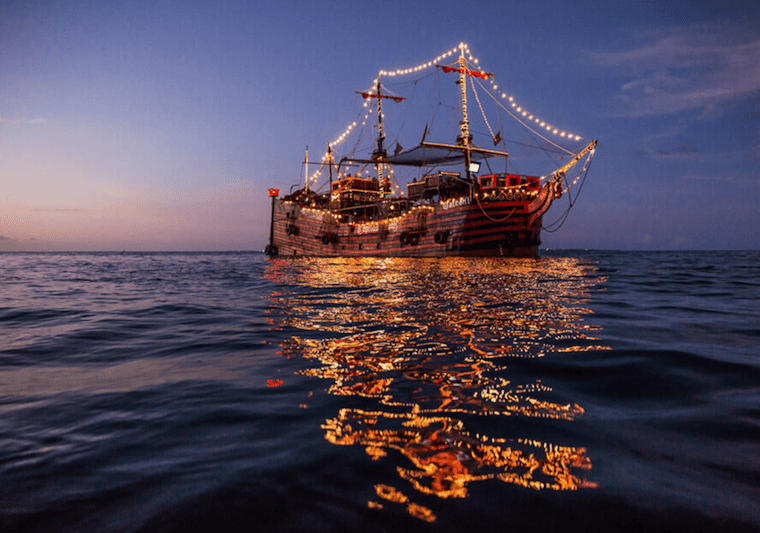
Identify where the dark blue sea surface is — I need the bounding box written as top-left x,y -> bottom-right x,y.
1,251 -> 758,532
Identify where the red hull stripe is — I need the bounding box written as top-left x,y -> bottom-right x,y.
270,199 -> 544,257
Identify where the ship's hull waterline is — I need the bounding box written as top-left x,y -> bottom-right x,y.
268,184 -> 557,258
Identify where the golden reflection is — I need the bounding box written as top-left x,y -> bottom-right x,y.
323,406 -> 596,500
267,257 -> 605,519
374,484 -> 437,522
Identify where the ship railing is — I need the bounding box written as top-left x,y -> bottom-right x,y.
331,176 -> 381,193
478,174 -> 540,192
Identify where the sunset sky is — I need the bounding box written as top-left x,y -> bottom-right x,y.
1,0 -> 758,251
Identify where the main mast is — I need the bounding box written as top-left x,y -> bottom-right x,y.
374,78 -> 387,193
304,146 -> 309,193
456,45 -> 473,183
436,45 -> 494,186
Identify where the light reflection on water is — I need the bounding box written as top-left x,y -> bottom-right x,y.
266,257 -> 606,522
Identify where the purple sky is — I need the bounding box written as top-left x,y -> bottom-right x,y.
1,0 -> 758,251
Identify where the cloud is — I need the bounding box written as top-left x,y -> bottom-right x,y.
654,144 -> 700,159
0,116 -> 45,124
642,145 -> 751,164
30,207 -> 91,213
592,23 -> 760,117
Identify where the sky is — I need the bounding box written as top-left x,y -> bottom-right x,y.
1,0 -> 758,251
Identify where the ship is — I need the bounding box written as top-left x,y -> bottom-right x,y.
265,43 -> 597,258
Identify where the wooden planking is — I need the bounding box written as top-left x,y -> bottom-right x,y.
270,195 -> 544,257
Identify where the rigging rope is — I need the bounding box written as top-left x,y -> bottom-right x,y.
474,193 -> 515,222
542,150 -> 596,232
474,78 -> 576,157
469,71 -> 497,142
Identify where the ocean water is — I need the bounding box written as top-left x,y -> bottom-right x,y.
1,251 -> 758,533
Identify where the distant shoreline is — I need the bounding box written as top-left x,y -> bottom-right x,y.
2,249 -> 758,254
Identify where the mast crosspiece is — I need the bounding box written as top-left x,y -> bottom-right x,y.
438,65 -> 492,80
357,91 -> 406,102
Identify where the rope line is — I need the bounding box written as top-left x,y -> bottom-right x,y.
469,72 -> 497,142
543,151 -> 596,232
475,193 -> 516,222
474,78 -> 575,156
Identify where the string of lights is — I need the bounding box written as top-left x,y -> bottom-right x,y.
306,101 -> 377,185
474,76 -> 577,160
561,149 -> 595,195
455,43 -> 583,142
493,89 -> 583,142
377,45 -> 460,78
542,148 -> 596,233
308,42 -> 585,185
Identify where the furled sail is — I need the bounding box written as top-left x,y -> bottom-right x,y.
383,144 -> 478,166
383,142 -> 508,167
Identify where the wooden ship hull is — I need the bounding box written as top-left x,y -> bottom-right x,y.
268,177 -> 559,258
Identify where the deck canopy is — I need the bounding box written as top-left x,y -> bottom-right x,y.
344,142 -> 509,168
